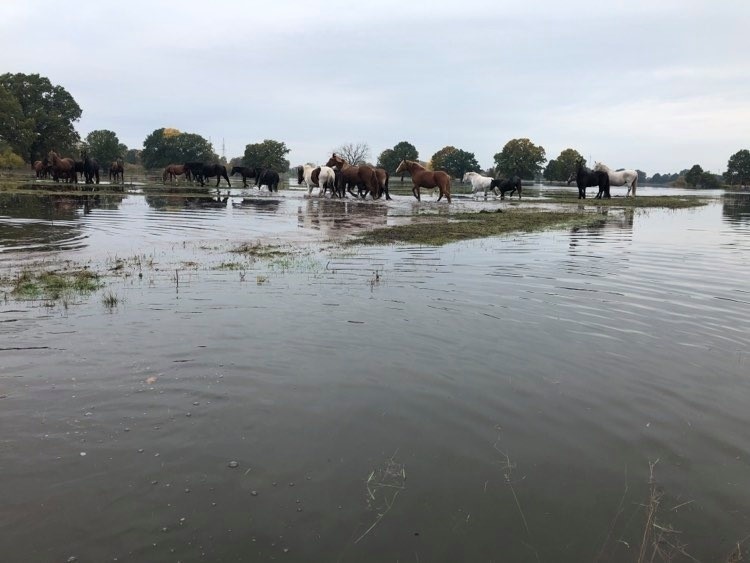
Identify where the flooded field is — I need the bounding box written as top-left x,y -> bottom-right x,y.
1,187 -> 750,562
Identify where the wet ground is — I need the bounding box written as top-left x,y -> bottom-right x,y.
1,187 -> 750,562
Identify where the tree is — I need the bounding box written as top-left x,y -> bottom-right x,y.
125,149 -> 142,165
551,148 -> 584,181
333,142 -> 370,165
494,138 -> 546,179
543,159 -> 561,181
243,139 -> 290,172
726,149 -> 750,186
0,145 -> 25,169
0,73 -> 82,163
431,146 -> 480,179
85,130 -> 124,165
378,141 -> 419,179
141,128 -> 216,169
636,170 -> 647,184
684,164 -> 704,187
701,172 -> 721,189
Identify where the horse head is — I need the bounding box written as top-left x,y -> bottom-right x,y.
395,160 -> 408,175
325,154 -> 345,169
567,172 -> 576,185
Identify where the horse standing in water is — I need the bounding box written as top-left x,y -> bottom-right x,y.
462,171 -> 495,199
231,166 -> 258,188
297,164 -> 336,196
109,159 -> 124,183
325,154 -> 381,199
33,160 -> 49,179
47,151 -> 77,183
255,168 -> 280,192
490,176 -> 522,199
570,159 -> 610,199
395,160 -> 452,202
82,151 -> 100,184
594,162 -> 638,196
163,164 -> 191,184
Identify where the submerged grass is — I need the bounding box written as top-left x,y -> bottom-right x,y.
350,209 -> 607,246
230,241 -> 291,258
11,268 -> 101,300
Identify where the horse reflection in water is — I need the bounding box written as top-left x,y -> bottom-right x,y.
232,198 -> 281,214
568,207 -> 634,251
145,194 -> 228,210
297,198 -> 388,236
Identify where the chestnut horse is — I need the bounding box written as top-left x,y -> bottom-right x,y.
163,164 -> 191,183
395,160 -> 451,202
33,160 -> 48,179
109,159 -> 124,183
47,151 -> 77,183
324,154 -> 381,199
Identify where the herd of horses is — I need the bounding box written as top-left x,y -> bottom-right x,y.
33,150 -> 639,202
34,151 -> 124,185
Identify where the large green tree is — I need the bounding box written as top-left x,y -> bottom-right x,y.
0,73 -> 82,163
431,146 -> 480,179
685,164 -> 704,187
243,139 -> 290,172
141,128 -> 216,169
553,148 -> 584,181
378,141 -> 419,178
85,129 -> 124,165
494,138 -> 546,179
726,149 -> 750,186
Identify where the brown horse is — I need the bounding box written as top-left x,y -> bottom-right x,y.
163,164 -> 190,183
33,160 -> 48,179
395,160 -> 451,202
47,151 -> 77,183
109,159 -> 124,183
324,153 -> 381,199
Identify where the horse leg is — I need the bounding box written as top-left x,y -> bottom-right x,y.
412,186 -> 420,201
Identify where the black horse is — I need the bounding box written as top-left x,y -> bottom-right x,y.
490,176 -> 522,199
81,152 -> 100,185
184,162 -> 231,187
231,166 -> 258,188
73,160 -> 85,183
570,160 -> 610,199
254,168 -> 280,192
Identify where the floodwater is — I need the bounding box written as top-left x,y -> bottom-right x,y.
1,188 -> 750,562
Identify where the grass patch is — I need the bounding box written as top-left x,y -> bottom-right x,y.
350,209 -> 607,246
542,192 -> 710,209
102,291 -> 121,308
213,261 -> 247,271
11,268 -> 101,300
230,241 -> 290,258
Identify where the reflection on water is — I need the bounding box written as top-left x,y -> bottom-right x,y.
0,193 -> 124,252
722,192 -> 750,229
1,194 -> 750,561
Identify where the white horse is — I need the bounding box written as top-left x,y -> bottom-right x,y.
298,164 -> 336,197
594,162 -> 638,196
462,171 -> 496,199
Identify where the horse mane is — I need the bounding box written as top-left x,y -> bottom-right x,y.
594,162 -> 612,172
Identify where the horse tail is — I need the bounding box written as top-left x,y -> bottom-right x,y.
632,176 -> 637,197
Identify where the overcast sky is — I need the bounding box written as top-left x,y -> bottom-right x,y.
1,0 -> 748,174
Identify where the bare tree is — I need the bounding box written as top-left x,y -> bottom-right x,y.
333,142 -> 370,166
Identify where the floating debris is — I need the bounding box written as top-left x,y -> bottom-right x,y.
227,461 -> 239,468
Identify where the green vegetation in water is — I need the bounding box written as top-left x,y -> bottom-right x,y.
230,242 -> 291,258
542,192 -> 709,209
11,268 -> 101,300
350,209 -> 607,246
102,291 -> 121,308
213,261 -> 248,271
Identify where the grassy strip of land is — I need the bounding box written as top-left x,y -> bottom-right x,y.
10,268 -> 101,300
542,192 -> 710,209
350,209 -> 608,246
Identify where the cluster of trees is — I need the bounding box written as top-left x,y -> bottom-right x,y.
3,73 -> 749,190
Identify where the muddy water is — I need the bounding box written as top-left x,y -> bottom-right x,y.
1,191 -> 750,562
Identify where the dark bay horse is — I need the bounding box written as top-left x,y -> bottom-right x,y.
48,151 -> 77,183
231,166 -> 258,188
33,160 -> 49,179
255,169 -> 279,192
490,176 -> 522,199
325,154 -> 381,199
109,159 -> 124,183
569,159 -> 610,199
163,164 -> 191,183
185,163 -> 230,187
394,160 -> 451,202
82,151 -> 100,184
